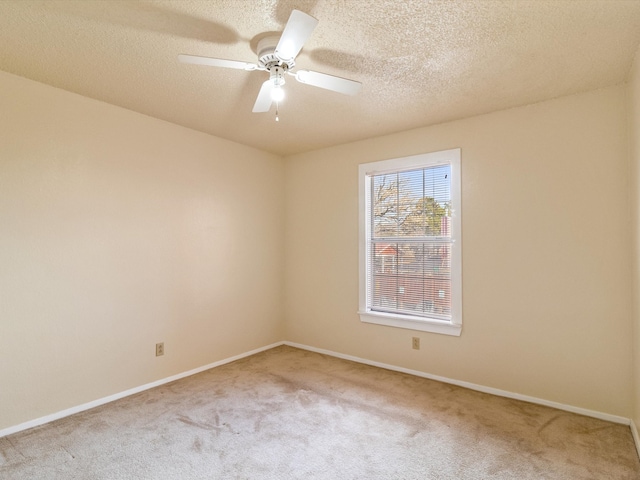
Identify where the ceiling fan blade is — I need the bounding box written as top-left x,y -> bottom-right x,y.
178,54 -> 257,71
253,80 -> 274,112
275,10 -> 318,61
294,70 -> 362,96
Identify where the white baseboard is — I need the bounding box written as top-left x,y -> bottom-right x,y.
284,341 -> 632,426
2,339 -> 636,447
0,341 -> 284,439
631,420 -> 640,460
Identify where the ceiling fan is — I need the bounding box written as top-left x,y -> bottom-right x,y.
178,10 -> 362,117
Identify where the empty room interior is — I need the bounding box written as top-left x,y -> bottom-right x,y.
3,0 -> 640,478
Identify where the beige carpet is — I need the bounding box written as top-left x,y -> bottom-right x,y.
0,345 -> 639,479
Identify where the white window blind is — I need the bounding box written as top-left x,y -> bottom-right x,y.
359,149 -> 461,336
370,165 -> 452,319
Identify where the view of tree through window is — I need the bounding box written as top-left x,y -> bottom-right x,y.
370,165 -> 452,319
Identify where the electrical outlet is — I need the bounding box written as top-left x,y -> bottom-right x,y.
156,342 -> 164,357
412,337 -> 420,350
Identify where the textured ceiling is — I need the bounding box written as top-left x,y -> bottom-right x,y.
1,0 -> 640,156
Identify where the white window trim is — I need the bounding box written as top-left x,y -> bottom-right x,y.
358,149 -> 462,336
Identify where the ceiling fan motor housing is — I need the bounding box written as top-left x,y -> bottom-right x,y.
257,36 -> 295,71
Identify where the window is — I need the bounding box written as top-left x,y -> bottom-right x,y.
358,149 -> 462,336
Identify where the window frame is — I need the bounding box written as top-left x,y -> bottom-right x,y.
358,149 -> 462,336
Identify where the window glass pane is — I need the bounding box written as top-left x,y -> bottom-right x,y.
370,240 -> 451,318
372,165 -> 451,239
369,162 -> 454,318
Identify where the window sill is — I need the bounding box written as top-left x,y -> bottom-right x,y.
358,310 -> 462,336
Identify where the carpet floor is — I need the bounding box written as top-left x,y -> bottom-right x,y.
1,345 -> 639,479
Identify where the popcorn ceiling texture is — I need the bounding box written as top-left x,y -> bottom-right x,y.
0,0 -> 639,155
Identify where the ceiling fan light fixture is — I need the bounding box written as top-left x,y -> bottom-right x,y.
270,85 -> 285,102
269,66 -> 286,102
270,66 -> 286,86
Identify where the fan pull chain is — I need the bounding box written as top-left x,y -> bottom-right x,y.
275,102 -> 280,122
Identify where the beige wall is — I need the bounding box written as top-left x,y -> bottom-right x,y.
0,71 -> 285,430
284,85 -> 633,417
630,45 -> 640,427
2,65 -> 637,432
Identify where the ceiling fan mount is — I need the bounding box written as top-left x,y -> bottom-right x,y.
178,10 -> 362,115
